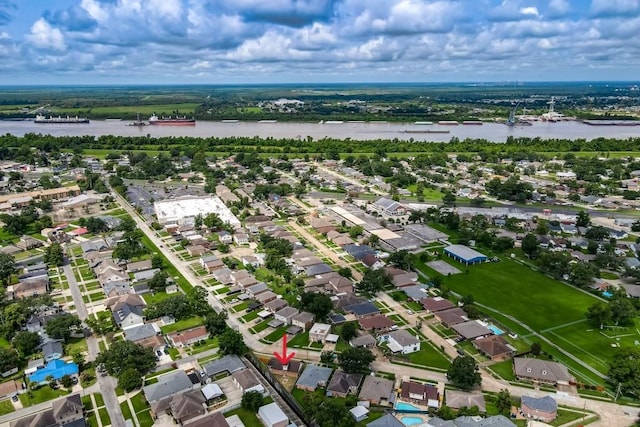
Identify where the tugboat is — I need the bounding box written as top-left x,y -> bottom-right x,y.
127,113 -> 147,126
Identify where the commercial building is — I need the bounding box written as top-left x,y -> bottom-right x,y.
154,196 -> 241,228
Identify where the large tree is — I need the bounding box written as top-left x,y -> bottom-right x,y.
608,347 -> 640,397
44,314 -> 81,342
0,348 -> 20,373
241,391 -> 264,412
495,389 -> 512,416
314,399 -> 356,427
219,329 -> 247,355
576,210 -> 591,228
44,243 -> 64,267
205,311 -> 228,336
95,340 -> 155,377
337,347 -> 375,374
0,252 -> 15,285
12,331 -> 40,356
521,233 -> 539,258
357,269 -> 392,294
447,356 -> 481,390
300,292 -> 333,320
118,367 -> 143,392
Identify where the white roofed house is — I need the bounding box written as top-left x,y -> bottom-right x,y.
258,402 -> 288,427
384,329 -> 420,354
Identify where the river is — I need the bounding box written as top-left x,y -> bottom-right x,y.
1,119 -> 640,142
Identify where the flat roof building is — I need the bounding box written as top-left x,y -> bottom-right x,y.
154,196 -> 240,227
443,245 -> 488,265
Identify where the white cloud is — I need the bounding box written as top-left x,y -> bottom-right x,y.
591,0 -> 640,16
548,0 -> 570,14
26,18 -> 66,51
520,7 -> 540,17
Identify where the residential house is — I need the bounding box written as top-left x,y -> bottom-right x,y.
203,355 -> 246,378
112,303 -> 145,330
385,329 -> 420,354
311,217 -> 336,234
350,334 -> 377,348
420,297 -> 455,313
291,312 -> 315,330
257,403 -> 288,427
452,320 -> 492,340
521,396 -> 557,423
401,285 -> 429,302
246,282 -> 268,296
186,245 -> 206,257
133,268 -> 160,282
358,376 -> 394,406
400,380 -> 439,408
218,231 -> 233,244
10,394 -> 86,427
255,291 -> 278,305
295,365 -> 333,391
166,390 -> 206,424
232,369 -> 265,394
473,336 -> 516,361
327,370 -> 363,398
513,358 -> 575,386
275,307 -> 299,325
434,308 -> 468,328
42,341 -> 63,362
358,315 -> 395,334
167,326 -> 210,347
241,255 -> 261,268
309,323 -> 331,342
445,390 -> 486,413
361,254 -> 385,270
345,302 -> 380,318
143,370 -> 195,404
267,358 -> 303,378
10,279 -> 49,299
126,260 -> 153,273
233,234 -> 249,245
264,299 -> 288,313
327,275 -> 354,294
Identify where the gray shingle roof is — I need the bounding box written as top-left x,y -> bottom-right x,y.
366,414 -> 404,427
203,355 -> 245,377
142,370 -> 192,402
295,365 -> 333,390
521,395 -> 557,413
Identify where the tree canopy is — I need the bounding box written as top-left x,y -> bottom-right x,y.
447,356 -> 482,390
95,340 -> 155,377
300,292 -> 333,321
44,313 -> 81,342
608,347 -> 640,397
337,347 -> 375,374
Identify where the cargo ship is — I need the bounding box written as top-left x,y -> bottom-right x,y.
34,114 -> 89,124
148,114 -> 195,125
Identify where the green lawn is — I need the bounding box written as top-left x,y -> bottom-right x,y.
0,399 -> 14,415
86,411 -> 98,427
61,103 -> 200,115
143,291 -> 173,305
416,257 -> 600,332
550,409 -> 589,426
136,409 -> 154,427
251,319 -> 272,334
93,393 -> 104,408
263,326 -> 288,343
98,407 -> 111,426
19,387 -> 70,406
240,311 -> 259,323
488,359 -> 516,381
130,392 -> 149,412
404,342 -> 451,370
120,401 -> 133,421
160,316 -> 204,334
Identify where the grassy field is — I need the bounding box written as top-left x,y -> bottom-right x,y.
59,103 -> 200,115
415,256 -> 622,382
417,258 -> 599,332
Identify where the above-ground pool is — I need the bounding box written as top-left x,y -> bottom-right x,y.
488,324 -> 504,335
401,417 -> 425,426
395,402 -> 421,412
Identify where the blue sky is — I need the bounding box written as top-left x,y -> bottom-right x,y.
1,0 -> 639,84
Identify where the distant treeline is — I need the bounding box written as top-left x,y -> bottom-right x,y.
1,134 -> 640,158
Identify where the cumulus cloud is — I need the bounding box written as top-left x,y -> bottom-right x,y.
26,18 -> 66,51
3,0 -> 640,82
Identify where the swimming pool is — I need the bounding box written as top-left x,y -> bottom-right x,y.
488,324 -> 504,335
395,402 -> 421,411
401,416 -> 424,426
603,291 -> 613,298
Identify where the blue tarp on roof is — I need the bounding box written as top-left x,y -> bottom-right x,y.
28,359 -> 78,384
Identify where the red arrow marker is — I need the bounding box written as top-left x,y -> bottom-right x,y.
273,334 -> 295,365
